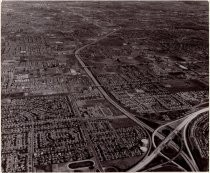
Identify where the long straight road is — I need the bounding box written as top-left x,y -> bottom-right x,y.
74,29 -> 199,171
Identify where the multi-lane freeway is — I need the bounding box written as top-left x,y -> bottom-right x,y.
74,29 -> 207,172
151,102 -> 209,171
129,107 -> 209,172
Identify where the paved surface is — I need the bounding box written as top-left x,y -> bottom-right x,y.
74,29 -> 199,172
129,107 -> 208,172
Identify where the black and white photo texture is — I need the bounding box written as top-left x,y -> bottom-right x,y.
1,1 -> 209,172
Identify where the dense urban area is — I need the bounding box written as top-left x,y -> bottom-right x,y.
1,1 -> 209,172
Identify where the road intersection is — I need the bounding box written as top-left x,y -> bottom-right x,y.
129,107 -> 208,172
74,29 -> 208,172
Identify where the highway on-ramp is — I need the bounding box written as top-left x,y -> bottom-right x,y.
128,107 -> 209,172
150,101 -> 209,172
74,29 -> 202,172
182,107 -> 208,172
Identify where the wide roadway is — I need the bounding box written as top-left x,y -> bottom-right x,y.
74,29 -> 200,172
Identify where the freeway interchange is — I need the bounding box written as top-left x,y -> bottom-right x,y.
131,106 -> 208,172
75,29 -> 209,172
2,2 -> 209,172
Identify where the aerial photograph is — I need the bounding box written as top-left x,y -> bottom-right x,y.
1,1 -> 209,172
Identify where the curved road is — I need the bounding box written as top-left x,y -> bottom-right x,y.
129,107 -> 208,172
183,121 -> 197,171
151,126 -> 185,172
74,29 -> 201,172
151,109 -> 200,171
151,101 -> 209,171
182,109 -> 208,171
